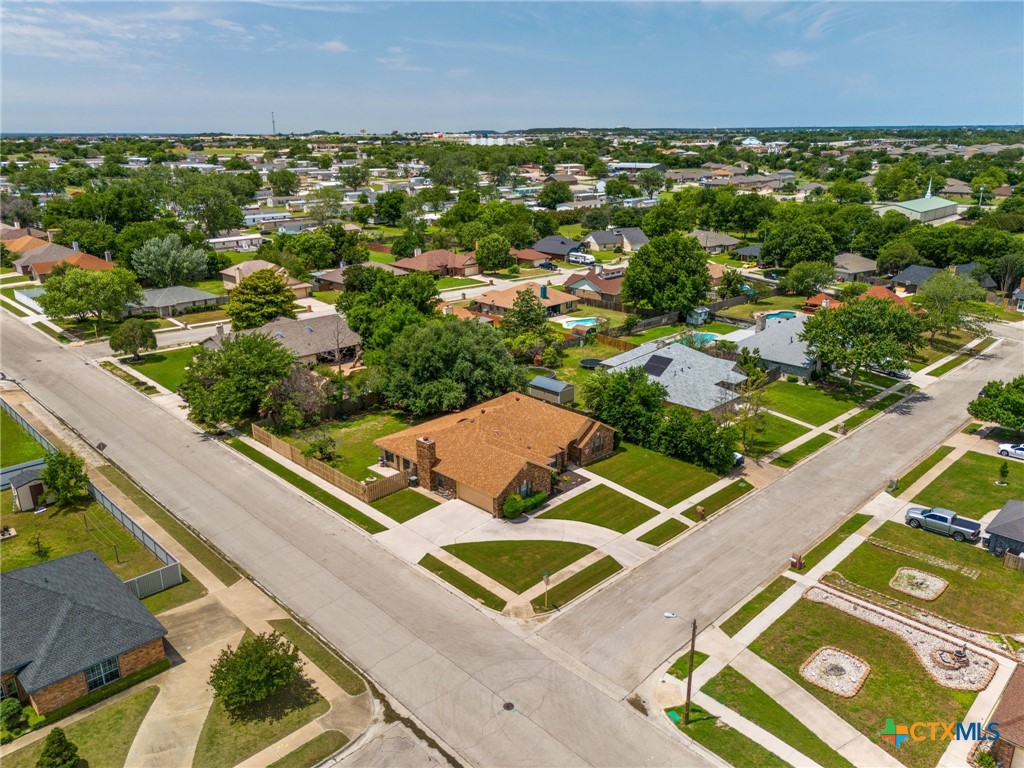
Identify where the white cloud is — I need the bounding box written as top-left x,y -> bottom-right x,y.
319,39 -> 350,52
376,46 -> 430,72
771,49 -> 817,69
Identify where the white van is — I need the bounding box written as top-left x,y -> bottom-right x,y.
567,251 -> 596,265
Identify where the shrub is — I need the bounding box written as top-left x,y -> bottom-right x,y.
977,751 -> 997,768
0,698 -> 25,733
36,727 -> 78,768
502,491 -> 548,520
786,374 -> 798,383
209,632 -> 302,713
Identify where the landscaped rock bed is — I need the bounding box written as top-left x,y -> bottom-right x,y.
889,567 -> 947,601
804,586 -> 997,690
800,646 -> 870,697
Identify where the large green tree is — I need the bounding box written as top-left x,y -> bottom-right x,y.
761,220 -> 836,268
374,191 -> 408,226
52,219 -> 117,257
621,232 -> 711,314
38,265 -> 143,329
267,169 -> 299,196
800,297 -> 923,386
208,632 -> 302,714
338,270 -> 438,353
915,270 -> 994,341
475,233 -> 513,272
578,367 -> 666,448
40,449 -> 88,506
380,317 -> 525,416
178,180 -> 243,237
636,168 -> 665,199
109,318 -> 157,360
779,261 -> 835,296
968,376 -> 1024,435
537,181 -> 573,210
657,408 -> 738,474
130,234 -> 209,287
338,165 -> 371,190
179,334 -> 294,423
305,186 -> 346,226
224,269 -> 297,330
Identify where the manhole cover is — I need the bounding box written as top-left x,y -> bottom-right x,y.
503,702 -> 515,711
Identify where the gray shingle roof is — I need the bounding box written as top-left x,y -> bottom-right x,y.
532,236 -> 581,257
834,252 -> 877,274
139,286 -> 218,308
529,376 -> 572,394
891,264 -> 939,286
988,500 -> 1024,543
8,466 -> 43,488
689,230 -> 740,249
0,552 -> 167,693
735,244 -> 762,258
734,314 -> 815,370
601,342 -> 746,412
207,313 -> 360,359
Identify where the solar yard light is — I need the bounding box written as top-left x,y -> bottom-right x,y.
664,612 -> 698,725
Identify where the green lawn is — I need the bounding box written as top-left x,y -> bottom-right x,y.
555,341 -> 622,388
746,412 -> 810,458
176,308 -> 229,324
708,252 -> 748,268
702,321 -> 739,335
418,553 -> 507,612
192,678 -> 329,768
908,330 -> 975,371
142,569 -> 208,615
436,276 -> 486,291
716,295 -> 808,321
666,704 -> 792,768
558,223 -> 585,239
370,489 -> 438,523
229,438 -> 386,534
1,490 -> 163,578
186,278 -> 228,296
588,443 -> 719,507
974,302 -> 1022,323
720,577 -> 792,637
800,513 -> 872,571
269,618 -> 366,695
1,686 -> 159,768
638,518 -> 688,547
269,731 -> 349,768
771,434 -> 835,468
1,298 -> 29,317
531,555 -> 622,612
1,410 -> 48,466
682,480 -> 754,521
284,410 -> 413,481
831,521 -> 1024,633
559,305 -> 631,327
124,347 -> 197,392
703,666 -> 856,768
539,485 -> 657,533
912,450 -> 1022,517
368,250 -> 396,264
854,369 -> 900,389
31,321 -> 70,343
764,381 -> 862,426
667,650 -> 709,680
96,465 -> 241,586
442,540 -> 595,594
625,323 -> 687,345
833,390 -> 908,433
751,599 -> 976,768
312,290 -> 342,304
896,445 -> 955,494
100,361 -> 159,395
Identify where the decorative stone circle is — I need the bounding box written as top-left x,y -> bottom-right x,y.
800,647 -> 870,697
889,567 -> 948,601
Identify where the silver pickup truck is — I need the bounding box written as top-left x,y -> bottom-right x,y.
904,507 -> 981,542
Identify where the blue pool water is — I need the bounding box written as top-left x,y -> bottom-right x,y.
563,317 -> 600,328
679,332 -> 718,347
765,310 -> 797,320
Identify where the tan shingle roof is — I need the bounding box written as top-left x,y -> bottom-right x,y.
3,235 -> 49,254
992,664 -> 1024,746
475,282 -> 575,311
392,250 -> 476,273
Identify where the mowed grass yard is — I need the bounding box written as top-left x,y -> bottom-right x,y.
912,450 -> 1023,517
539,485 -> 657,533
745,412 -> 810,458
830,521 -> 1024,633
587,442 -> 719,507
763,381 -> 864,426
370,489 -> 438,523
284,410 -> 414,480
1,410 -> 47,466
124,346 -> 197,392
751,598 -> 976,768
716,294 -> 808,321
554,341 -> 622,388
1,489 -> 163,579
442,540 -> 595,594
908,330 -> 975,371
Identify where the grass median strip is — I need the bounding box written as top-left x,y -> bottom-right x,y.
100,360 -> 159,395
269,618 -> 366,695
229,438 -> 386,534
539,485 -> 657,533
667,650 -> 709,679
666,703 -> 792,768
800,513 -> 871,571
419,553 -> 507,612
834,391 -> 906,433
681,480 -> 754,521
0,298 -> 29,317
720,577 -> 791,637
443,540 -> 594,594
638,518 -> 688,547
929,353 -> 970,377
896,445 -> 954,494
771,434 -> 835,468
269,731 -> 349,768
531,556 -> 622,612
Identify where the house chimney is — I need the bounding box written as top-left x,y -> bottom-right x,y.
103,250 -> 112,262
12,221 -> 19,229
413,247 -> 422,258
415,437 -> 438,491
540,284 -> 548,300
72,241 -> 80,252
216,323 -> 225,336
755,313 -> 766,332
442,304 -> 453,315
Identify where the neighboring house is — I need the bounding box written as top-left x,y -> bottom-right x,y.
802,293 -> 843,314
600,341 -> 747,414
582,227 -> 649,253
707,261 -> 728,288
1012,277 -> 1024,312
861,284 -> 912,307
510,248 -> 549,268
891,262 -> 996,293
391,249 -> 480,277
777,169 -> 796,181
31,252 -> 115,282
207,234 -> 265,252
529,376 -> 575,406
834,252 -> 877,283
12,243 -> 79,276
987,664 -> 1024,768
219,260 -> 313,299
689,230 -> 740,255
0,224 -> 49,241
986,500 -> 1024,556
130,286 -> 226,318
735,244 -> 762,263
474,282 -> 576,317
563,267 -> 624,303
204,313 -> 361,365
9,467 -> 48,511
544,173 -> 578,185
728,314 -> 818,378
532,236 -> 582,259
374,392 -> 614,516
311,261 -> 405,291
940,178 -> 973,197
0,552 -> 167,715
440,303 -> 497,325
3,235 -> 50,255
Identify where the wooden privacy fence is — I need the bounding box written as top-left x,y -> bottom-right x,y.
1004,552 -> 1024,572
251,423 -> 408,503
594,334 -> 638,352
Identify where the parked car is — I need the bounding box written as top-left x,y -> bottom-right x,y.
905,507 -> 981,542
538,261 -> 558,270
733,452 -> 745,468
869,365 -> 911,380
998,443 -> 1024,460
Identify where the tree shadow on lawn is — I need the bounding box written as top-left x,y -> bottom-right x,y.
224,676 -> 319,725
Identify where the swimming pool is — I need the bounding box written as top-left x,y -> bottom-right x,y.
765,310 -> 797,320
679,332 -> 718,347
562,317 -> 601,328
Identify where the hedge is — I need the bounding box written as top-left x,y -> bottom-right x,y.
502,491 -> 548,519
37,659 -> 170,726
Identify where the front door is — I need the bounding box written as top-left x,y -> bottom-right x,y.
29,483 -> 44,508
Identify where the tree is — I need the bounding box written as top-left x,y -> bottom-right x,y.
224,269 -> 297,330
338,270 -> 438,353
283,229 -> 336,273
717,269 -> 746,299
800,298 -> 923,386
604,177 -> 639,202
537,181 -> 573,210
38,265 -> 143,330
500,288 -> 550,339
374,191 -> 407,226
267,169 -> 299,196
732,369 -> 769,456
779,261 -> 835,296
621,232 -> 711,314
36,727 -> 79,768
208,632 -> 302,714
1,696 -> 26,733
967,376 -> 1024,435
877,239 -> 922,274
986,251 -> 1024,295
338,165 -> 371,190
830,180 -> 872,204
179,334 -> 295,424
113,220 -> 196,263
641,202 -> 688,237
224,155 -> 252,171
475,233 -> 513,272
761,220 -> 836,268
379,318 -> 525,416
52,219 -> 116,258
916,270 -> 994,341
578,367 -> 666,448
109,318 -> 157,360
305,186 -> 346,226
261,363 -> 334,431
636,168 -> 665,199
179,180 -> 243,237
657,408 -> 738,474
130,235 -> 209,287
41,449 -> 88,506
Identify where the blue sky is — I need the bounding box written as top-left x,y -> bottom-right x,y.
2,1 -> 1021,133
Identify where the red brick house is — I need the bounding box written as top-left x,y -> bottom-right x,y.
374,393 -> 615,515
391,249 -> 480,277
0,552 -> 167,715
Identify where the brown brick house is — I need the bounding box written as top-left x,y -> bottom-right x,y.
374,393 -> 614,515
0,552 -> 167,715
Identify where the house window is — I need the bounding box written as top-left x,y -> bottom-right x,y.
84,657 -> 120,692
0,678 -> 17,700
518,480 -> 532,496
593,432 -> 604,452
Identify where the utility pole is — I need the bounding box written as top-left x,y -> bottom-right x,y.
272,112 -> 277,136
